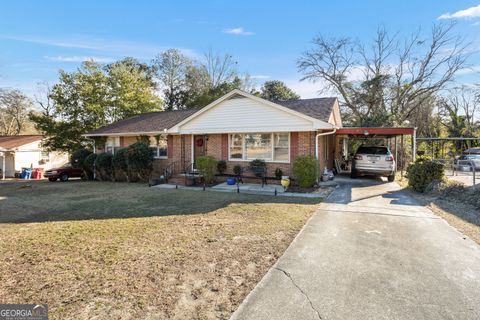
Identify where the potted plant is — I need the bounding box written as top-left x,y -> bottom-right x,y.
217,160 -> 227,175
274,168 -> 283,180
249,159 -> 266,177
281,175 -> 290,191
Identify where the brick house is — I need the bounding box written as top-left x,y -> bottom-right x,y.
84,89 -> 342,182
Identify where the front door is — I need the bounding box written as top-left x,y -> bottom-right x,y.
193,135 -> 206,165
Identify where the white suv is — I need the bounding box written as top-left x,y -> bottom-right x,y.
351,145 -> 396,182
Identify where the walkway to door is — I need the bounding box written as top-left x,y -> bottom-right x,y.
232,177 -> 480,320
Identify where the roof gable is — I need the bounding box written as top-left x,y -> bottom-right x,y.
170,90 -> 335,134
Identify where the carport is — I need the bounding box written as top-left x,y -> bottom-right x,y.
333,127 -> 416,178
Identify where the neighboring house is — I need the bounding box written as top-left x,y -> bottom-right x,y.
0,135 -> 68,178
84,89 -> 343,180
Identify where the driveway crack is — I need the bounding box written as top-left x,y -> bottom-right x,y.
274,267 -> 323,320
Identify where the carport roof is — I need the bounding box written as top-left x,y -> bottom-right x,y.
336,127 -> 415,136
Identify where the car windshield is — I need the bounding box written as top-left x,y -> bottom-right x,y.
62,163 -> 73,168
356,146 -> 389,155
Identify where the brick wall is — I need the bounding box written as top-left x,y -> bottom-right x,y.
98,131 -> 335,179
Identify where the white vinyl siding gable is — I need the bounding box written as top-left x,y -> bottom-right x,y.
178,98 -> 318,134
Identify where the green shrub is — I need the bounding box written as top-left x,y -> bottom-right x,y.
275,168 -> 283,179
292,155 -> 319,188
233,164 -> 242,176
196,156 -> 217,184
217,160 -> 227,174
126,141 -> 153,181
83,153 -> 97,180
113,148 -> 129,181
406,160 -> 444,192
95,152 -> 113,181
71,148 -> 92,168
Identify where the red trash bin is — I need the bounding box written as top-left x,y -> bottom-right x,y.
32,168 -> 44,179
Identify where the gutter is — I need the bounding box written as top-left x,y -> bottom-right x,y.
315,128 -> 337,160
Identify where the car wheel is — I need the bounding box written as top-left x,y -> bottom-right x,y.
387,174 -> 395,182
48,177 -> 58,182
60,173 -> 69,182
351,169 -> 357,179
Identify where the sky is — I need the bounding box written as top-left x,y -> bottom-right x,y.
1,0 -> 480,101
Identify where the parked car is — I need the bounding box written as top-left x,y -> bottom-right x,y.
351,145 -> 396,182
454,154 -> 480,171
44,164 -> 84,182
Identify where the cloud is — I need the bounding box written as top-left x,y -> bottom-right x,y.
223,27 -> 254,36
438,4 -> 480,19
472,21 -> 480,26
0,34 -> 200,60
45,55 -> 115,63
457,65 -> 480,75
283,78 -> 336,99
250,75 -> 271,79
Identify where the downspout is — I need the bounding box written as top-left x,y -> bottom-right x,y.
412,127 -> 417,162
315,128 -> 337,160
315,128 -> 337,181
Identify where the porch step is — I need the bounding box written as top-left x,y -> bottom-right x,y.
165,175 -> 187,185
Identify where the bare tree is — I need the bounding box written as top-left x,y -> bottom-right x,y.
298,23 -> 469,126
203,48 -> 238,88
439,86 -> 479,137
0,89 -> 33,135
34,81 -> 56,116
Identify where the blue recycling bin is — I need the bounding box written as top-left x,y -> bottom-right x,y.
21,168 -> 32,179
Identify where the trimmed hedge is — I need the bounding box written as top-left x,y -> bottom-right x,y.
83,153 -> 97,180
71,148 -> 92,168
197,156 -> 217,184
407,159 -> 444,192
126,141 -> 153,181
112,147 -> 129,181
95,152 -> 113,181
292,155 -> 319,188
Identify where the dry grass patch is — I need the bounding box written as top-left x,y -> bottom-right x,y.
0,181 -> 321,319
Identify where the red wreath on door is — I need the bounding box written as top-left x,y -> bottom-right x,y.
196,138 -> 204,147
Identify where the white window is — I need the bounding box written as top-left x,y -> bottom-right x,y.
40,151 -> 49,161
245,133 -> 272,160
149,136 -> 168,159
229,133 -> 290,162
106,137 -> 120,154
230,134 -> 243,159
273,133 -> 289,161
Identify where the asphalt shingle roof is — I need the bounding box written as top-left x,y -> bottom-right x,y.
86,97 -> 337,135
274,97 -> 337,123
86,109 -> 199,135
0,135 -> 43,150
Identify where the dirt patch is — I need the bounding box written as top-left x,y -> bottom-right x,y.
0,182 -> 319,319
406,189 -> 480,245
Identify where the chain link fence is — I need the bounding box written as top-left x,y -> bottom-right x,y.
433,159 -> 478,189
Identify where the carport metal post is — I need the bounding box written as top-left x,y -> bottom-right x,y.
394,136 -> 398,172
400,135 -> 404,179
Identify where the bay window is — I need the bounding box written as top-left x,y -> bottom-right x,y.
149,135 -> 168,159
229,132 -> 290,162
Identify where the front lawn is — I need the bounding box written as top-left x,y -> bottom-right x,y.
0,181 -> 321,319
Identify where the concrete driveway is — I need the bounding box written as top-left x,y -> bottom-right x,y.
231,177 -> 480,320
